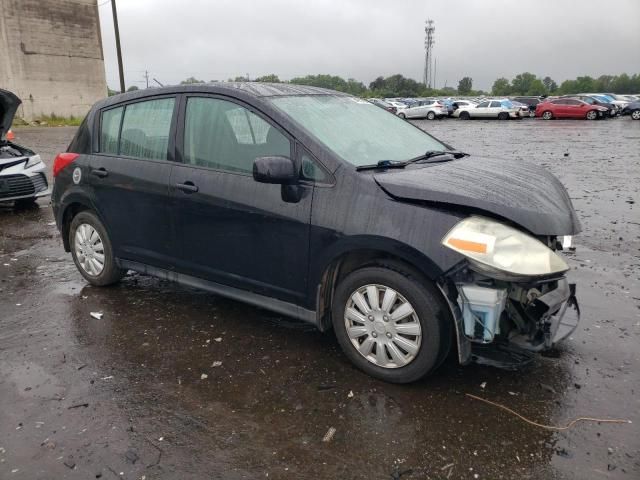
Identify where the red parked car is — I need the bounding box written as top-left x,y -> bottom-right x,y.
536,98 -> 608,120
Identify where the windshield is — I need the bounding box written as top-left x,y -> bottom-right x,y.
269,95 -> 447,166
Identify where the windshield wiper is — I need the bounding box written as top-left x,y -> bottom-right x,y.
407,150 -> 470,163
355,150 -> 469,171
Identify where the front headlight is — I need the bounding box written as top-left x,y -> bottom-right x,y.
442,216 -> 569,277
25,155 -> 42,168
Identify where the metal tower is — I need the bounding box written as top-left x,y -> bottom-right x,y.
424,19 -> 435,88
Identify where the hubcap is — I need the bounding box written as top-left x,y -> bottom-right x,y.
543,112 -> 552,119
632,111 -> 640,120
344,284 -> 422,369
587,111 -> 597,120
74,223 -> 105,276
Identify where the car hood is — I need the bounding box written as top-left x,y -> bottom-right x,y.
373,156 -> 581,236
0,88 -> 21,139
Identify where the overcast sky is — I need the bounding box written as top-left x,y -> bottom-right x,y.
98,0 -> 640,91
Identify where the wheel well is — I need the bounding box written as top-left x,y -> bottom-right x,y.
316,249 -> 431,332
61,202 -> 90,252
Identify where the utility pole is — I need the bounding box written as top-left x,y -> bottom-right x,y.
423,19 -> 435,88
111,0 -> 125,93
143,70 -> 149,89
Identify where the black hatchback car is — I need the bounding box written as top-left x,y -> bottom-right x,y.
52,83 -> 580,383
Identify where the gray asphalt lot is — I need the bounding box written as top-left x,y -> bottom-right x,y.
1,117 -> 639,479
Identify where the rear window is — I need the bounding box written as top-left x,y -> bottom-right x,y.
99,98 -> 175,160
120,98 -> 175,160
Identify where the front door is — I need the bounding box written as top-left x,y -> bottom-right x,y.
89,97 -> 176,267
169,95 -> 312,305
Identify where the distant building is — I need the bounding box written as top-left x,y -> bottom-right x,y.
0,0 -> 107,120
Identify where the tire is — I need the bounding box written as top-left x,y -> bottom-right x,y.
398,113 -> 406,119
459,111 -> 470,120
541,110 -> 553,120
331,264 -> 451,383
497,112 -> 509,120
586,110 -> 598,120
631,109 -> 640,120
426,111 -> 436,120
69,210 -> 126,286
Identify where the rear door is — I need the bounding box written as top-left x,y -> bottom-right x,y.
89,96 -> 176,267
169,94 -> 313,304
488,101 -> 503,118
473,101 -> 490,118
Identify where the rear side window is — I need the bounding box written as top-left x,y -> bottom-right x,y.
119,98 -> 175,160
184,97 -> 291,174
489,101 -> 501,108
477,101 -> 490,108
100,107 -> 123,154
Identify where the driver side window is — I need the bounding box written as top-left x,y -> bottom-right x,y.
184,97 -> 291,174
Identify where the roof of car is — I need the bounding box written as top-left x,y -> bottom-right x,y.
96,82 -> 345,110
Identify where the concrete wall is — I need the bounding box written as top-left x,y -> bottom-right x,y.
0,0 -> 107,120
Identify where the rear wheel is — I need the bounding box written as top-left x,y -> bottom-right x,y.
332,265 -> 450,383
459,111 -> 471,120
70,211 -> 126,286
631,110 -> 640,120
497,112 -> 509,120
426,111 -> 436,120
541,110 -> 553,120
586,110 -> 598,120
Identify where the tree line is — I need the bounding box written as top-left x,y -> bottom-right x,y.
112,72 -> 640,98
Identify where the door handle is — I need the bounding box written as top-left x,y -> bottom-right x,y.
91,168 -> 108,178
175,182 -> 199,193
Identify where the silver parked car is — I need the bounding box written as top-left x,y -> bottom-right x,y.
0,89 -> 50,206
454,99 -> 522,120
396,99 -> 448,120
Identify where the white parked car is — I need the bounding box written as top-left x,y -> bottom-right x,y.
454,99 -> 522,120
1,89 -> 50,206
397,100 -> 448,120
510,100 -> 534,118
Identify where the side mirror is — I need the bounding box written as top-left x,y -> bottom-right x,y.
253,156 -> 297,184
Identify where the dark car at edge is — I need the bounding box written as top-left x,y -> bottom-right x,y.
52,83 -> 581,383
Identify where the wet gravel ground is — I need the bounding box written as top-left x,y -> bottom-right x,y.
1,118 -> 638,479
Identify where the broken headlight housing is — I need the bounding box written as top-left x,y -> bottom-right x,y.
442,216 -> 569,279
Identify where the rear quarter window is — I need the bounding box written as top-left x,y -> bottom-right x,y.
100,107 -> 123,155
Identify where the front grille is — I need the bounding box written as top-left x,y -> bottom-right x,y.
0,174 -> 37,199
31,173 -> 48,193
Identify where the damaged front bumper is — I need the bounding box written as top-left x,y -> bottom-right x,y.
438,271 -> 580,369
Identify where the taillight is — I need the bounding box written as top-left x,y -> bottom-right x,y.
7,130 -> 15,141
53,153 -> 79,177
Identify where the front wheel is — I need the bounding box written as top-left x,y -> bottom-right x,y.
332,265 -> 451,383
586,110 -> 598,120
398,113 -> 406,119
70,210 -> 126,286
426,111 -> 436,120
497,112 -> 509,120
631,110 -> 640,120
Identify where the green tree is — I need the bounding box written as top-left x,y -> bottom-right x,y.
542,76 -> 557,93
254,74 -> 280,83
526,79 -> 546,96
126,85 -> 139,92
511,72 -> 537,95
492,77 -> 511,96
574,76 -> 596,93
181,76 -> 204,84
457,77 -> 473,95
